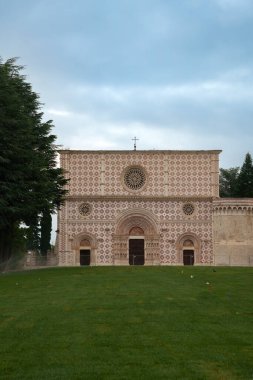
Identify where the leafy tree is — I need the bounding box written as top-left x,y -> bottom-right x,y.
236,153 -> 253,197
219,167 -> 240,197
0,57 -> 68,263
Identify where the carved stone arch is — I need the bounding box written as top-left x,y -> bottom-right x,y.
113,208 -> 160,266
71,231 -> 98,266
129,226 -> 144,236
176,232 -> 201,265
115,208 -> 159,236
71,231 -> 98,250
183,239 -> 194,247
80,239 -> 91,247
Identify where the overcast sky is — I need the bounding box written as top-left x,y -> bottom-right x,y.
1,0 -> 253,168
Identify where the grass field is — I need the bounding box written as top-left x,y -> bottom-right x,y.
0,266 -> 253,380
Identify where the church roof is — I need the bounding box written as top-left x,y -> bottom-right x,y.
58,149 -> 222,154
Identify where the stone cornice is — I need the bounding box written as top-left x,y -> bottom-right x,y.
65,195 -> 214,202
213,198 -> 253,206
62,219 -> 211,225
58,149 -> 222,155
213,198 -> 253,214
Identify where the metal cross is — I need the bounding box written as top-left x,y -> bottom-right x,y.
132,136 -> 139,151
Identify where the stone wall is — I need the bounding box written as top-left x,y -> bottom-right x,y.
59,150 -> 220,198
213,199 -> 253,266
58,198 -> 213,266
57,149 -> 220,266
25,251 -> 58,267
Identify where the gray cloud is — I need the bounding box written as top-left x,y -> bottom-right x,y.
1,0 -> 253,169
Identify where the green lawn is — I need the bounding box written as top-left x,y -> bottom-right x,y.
0,267 -> 252,380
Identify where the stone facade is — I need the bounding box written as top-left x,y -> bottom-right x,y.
213,199 -> 253,266
57,149 -> 253,266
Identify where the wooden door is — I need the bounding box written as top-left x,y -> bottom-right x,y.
183,250 -> 194,265
129,239 -> 144,265
80,250 -> 91,266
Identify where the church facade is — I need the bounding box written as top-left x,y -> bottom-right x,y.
56,150 -> 253,266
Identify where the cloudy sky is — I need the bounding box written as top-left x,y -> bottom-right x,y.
1,0 -> 253,168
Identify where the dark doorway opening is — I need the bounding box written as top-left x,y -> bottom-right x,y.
129,239 -> 144,265
80,249 -> 91,266
183,250 -> 194,265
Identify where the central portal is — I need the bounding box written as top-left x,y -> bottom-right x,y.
129,239 -> 144,265
80,249 -> 91,266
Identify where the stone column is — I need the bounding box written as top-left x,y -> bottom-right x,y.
112,235 -> 128,265
145,237 -> 160,265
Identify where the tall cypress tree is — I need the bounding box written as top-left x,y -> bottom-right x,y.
40,208 -> 52,256
0,58 -> 68,263
236,153 -> 253,197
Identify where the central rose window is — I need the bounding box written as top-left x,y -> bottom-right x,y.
124,166 -> 146,190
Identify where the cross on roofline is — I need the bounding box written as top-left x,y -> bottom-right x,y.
132,137 -> 139,151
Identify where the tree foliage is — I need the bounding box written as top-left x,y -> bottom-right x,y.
219,167 -> 240,197
236,153 -> 253,197
0,57 -> 68,262
220,153 -> 253,198
40,208 -> 52,256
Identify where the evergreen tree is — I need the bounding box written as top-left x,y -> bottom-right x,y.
219,167 -> 240,197
236,153 -> 253,197
0,57 -> 68,263
26,216 -> 40,252
40,208 -> 52,256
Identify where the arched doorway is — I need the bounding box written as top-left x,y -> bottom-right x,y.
129,227 -> 144,265
80,238 -> 91,266
182,239 -> 194,265
176,233 -> 201,265
113,209 -> 160,265
71,232 -> 98,266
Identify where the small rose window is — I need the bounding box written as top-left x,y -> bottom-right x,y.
79,203 -> 91,216
182,203 -> 195,215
